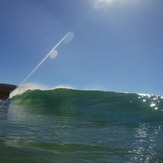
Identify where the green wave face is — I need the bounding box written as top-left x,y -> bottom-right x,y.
10,88 -> 163,123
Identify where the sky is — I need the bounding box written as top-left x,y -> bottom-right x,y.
0,0 -> 163,95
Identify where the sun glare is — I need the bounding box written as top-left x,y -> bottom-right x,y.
94,0 -> 115,8
94,0 -> 130,9
103,0 -> 114,4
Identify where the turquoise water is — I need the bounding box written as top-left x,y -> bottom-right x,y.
0,89 -> 163,162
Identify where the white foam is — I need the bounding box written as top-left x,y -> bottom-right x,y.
9,83 -> 47,98
51,84 -> 74,90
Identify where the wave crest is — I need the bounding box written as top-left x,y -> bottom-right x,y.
9,83 -> 47,98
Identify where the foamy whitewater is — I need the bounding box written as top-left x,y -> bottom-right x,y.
0,86 -> 163,162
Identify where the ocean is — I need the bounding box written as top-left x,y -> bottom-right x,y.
0,88 -> 163,162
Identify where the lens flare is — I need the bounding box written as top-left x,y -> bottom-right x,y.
20,32 -> 74,85
63,32 -> 75,44
49,50 -> 58,59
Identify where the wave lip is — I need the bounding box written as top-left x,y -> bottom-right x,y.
9,83 -> 47,98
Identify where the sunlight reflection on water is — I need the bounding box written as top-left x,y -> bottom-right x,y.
128,123 -> 161,163
138,94 -> 163,112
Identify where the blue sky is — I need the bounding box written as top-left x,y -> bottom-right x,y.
0,0 -> 163,95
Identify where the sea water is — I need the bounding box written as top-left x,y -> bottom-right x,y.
0,88 -> 163,162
